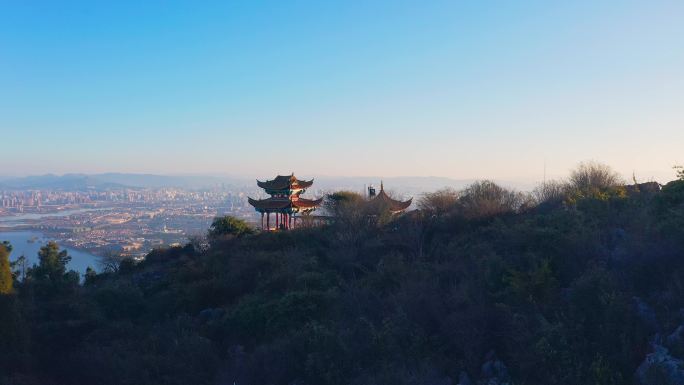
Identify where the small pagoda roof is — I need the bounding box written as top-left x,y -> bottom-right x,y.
369,183 -> 412,213
256,174 -> 314,191
248,197 -> 323,210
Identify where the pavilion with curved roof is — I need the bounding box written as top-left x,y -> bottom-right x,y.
248,174 -> 323,230
367,181 -> 412,214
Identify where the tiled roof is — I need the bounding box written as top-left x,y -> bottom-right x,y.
248,197 -> 323,211
369,186 -> 412,212
256,174 -> 314,191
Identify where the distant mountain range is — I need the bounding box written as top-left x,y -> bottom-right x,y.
0,173 -> 534,192
0,173 -> 249,190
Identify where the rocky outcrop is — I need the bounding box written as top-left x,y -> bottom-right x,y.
636,343 -> 684,385
633,296 -> 659,333
479,351 -> 510,385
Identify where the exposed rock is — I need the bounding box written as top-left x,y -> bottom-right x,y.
666,325 -> 684,348
636,343 -> 684,385
633,296 -> 659,332
479,351 -> 510,385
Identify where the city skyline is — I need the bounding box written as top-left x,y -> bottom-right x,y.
1,1 -> 682,182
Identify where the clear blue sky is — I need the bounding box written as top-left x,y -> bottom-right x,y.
1,1 -> 682,182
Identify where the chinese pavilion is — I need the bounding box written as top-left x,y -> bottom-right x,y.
248,174 -> 323,230
367,181 -> 412,213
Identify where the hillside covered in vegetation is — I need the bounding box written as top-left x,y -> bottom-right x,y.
2,163 -> 684,385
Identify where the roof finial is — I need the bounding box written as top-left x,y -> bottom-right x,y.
380,180 -> 384,191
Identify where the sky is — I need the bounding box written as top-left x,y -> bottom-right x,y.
1,0 -> 682,183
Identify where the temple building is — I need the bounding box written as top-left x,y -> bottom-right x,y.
248,174 -> 323,230
367,181 -> 412,213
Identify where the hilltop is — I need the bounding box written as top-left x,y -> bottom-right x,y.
1,164 -> 684,385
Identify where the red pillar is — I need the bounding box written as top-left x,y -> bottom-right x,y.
276,212 -> 280,229
266,212 -> 270,230
261,213 -> 264,230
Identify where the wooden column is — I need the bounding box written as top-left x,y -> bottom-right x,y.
261,212 -> 264,230
267,212 -> 270,230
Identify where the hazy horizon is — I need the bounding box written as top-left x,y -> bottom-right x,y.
1,1 -> 682,182
0,162 -> 679,186
0,168 -> 678,192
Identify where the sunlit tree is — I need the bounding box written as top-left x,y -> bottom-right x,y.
208,216 -> 255,239
675,165 -> 684,181
0,242 -> 12,294
569,161 -> 622,192
30,241 -> 71,282
458,180 -> 529,218
418,188 -> 459,216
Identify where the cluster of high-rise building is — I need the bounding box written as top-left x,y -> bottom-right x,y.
1,190 -> 93,210
0,186 -> 257,257
1,191 -> 42,210
0,188 -> 249,212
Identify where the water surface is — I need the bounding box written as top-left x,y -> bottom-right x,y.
0,231 -> 99,275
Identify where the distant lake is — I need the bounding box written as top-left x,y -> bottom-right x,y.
0,231 -> 99,275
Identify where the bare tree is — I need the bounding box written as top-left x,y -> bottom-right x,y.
418,188 -> 459,216
98,250 -> 124,273
569,161 -> 622,192
533,180 -> 568,207
324,191 -> 368,245
457,180 -> 528,218
675,165 -> 684,181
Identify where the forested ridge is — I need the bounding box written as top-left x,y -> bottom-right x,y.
2,163 -> 684,385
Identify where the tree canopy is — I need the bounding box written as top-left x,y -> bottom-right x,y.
0,242 -> 12,294
3,166 -> 684,385
208,215 -> 255,239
